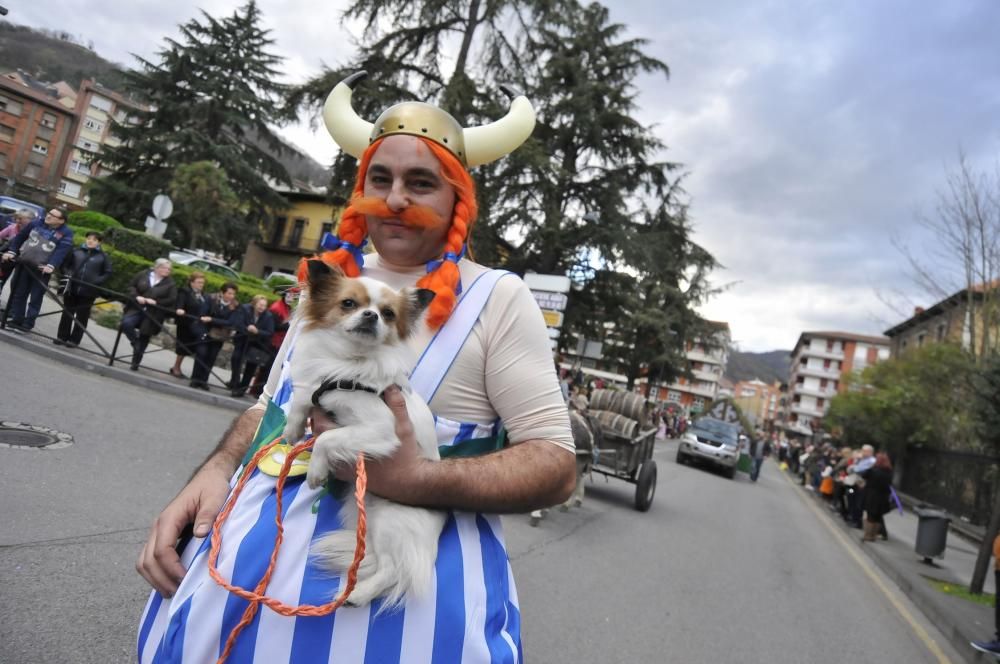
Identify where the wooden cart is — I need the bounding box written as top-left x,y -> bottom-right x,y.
587,389 -> 658,511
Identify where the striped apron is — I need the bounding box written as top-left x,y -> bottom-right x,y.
137,270 -> 522,664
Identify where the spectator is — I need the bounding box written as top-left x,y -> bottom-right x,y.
970,533 -> 1000,656
249,287 -> 296,397
55,231 -> 112,348
169,272 -> 209,379
229,294 -> 274,397
1,207 -> 73,333
749,435 -> 771,482
861,452 -> 893,543
0,209 -> 37,294
120,259 -> 178,370
188,282 -> 238,390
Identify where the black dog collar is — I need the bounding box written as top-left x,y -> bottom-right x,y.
310,378 -> 381,418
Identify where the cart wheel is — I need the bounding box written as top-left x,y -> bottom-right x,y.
635,460 -> 657,512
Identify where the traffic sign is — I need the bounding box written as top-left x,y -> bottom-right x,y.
541,309 -> 564,328
532,291 -> 568,312
152,193 -> 173,220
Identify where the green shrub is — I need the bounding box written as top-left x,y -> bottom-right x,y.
100,248 -> 153,298
103,227 -> 173,262
67,210 -> 123,232
65,224 -> 101,242
92,306 -> 122,330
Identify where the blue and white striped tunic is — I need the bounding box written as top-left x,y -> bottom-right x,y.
137,270 -> 523,663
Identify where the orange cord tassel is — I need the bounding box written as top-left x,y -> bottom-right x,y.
207,438 -> 368,664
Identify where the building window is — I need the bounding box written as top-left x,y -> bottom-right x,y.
817,397 -> 825,409
796,376 -> 804,384
826,339 -> 833,351
40,112 -> 57,129
83,117 -> 105,133
692,397 -> 705,412
0,95 -> 22,116
58,180 -> 82,198
667,390 -> 681,404
23,163 -> 41,180
288,218 -> 306,247
936,324 -> 946,341
820,378 -> 828,389
823,359 -> 831,369
269,216 -> 287,245
0,152 -> 6,170
89,95 -> 113,112
32,140 -> 49,155
78,139 -> 98,152
0,123 -> 15,143
317,222 -> 333,249
69,159 -> 90,174
917,333 -> 926,347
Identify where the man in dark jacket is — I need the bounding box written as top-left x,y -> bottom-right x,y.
121,259 -> 177,370
55,231 -> 113,347
0,207 -> 74,332
188,282 -> 238,390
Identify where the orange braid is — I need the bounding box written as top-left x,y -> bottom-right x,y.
300,137 -> 478,329
415,140 -> 478,329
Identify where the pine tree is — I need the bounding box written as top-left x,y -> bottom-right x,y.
89,1 -> 290,250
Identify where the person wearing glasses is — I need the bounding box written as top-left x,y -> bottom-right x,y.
1,207 -> 73,333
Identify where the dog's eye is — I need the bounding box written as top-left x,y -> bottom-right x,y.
341,298 -> 357,310
381,307 -> 396,322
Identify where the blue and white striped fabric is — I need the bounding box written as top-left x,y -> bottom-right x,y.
137,270 -> 522,663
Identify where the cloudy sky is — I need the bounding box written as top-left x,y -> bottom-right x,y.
14,1 -> 1000,351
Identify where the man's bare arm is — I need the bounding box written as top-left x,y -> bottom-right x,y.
333,387 -> 577,513
136,407 -> 263,597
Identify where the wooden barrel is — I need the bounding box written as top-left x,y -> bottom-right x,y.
589,389 -> 649,427
589,409 -> 638,440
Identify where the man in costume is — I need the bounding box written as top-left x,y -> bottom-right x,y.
136,71 -> 576,662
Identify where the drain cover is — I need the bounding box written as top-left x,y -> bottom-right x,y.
0,422 -> 74,449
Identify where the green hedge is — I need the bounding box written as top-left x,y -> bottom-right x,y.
67,210 -> 123,232
102,227 -> 173,262
95,248 -> 276,305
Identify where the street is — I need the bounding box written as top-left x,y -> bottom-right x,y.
0,342 -> 966,664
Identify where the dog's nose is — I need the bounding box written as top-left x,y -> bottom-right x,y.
361,310 -> 378,320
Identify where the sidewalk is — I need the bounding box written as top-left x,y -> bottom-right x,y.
790,468 -> 996,663
0,290 -> 250,412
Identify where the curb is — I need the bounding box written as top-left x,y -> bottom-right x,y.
788,472 -> 986,664
2,328 -> 249,413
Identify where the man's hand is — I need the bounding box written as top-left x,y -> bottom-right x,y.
136,464 -> 231,597
1,252 -> 12,262
176,308 -> 185,316
136,296 -> 147,306
40,264 -> 54,275
247,324 -> 258,334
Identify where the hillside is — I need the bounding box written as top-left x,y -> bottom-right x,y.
0,21 -> 330,187
0,22 -> 129,90
726,349 -> 790,384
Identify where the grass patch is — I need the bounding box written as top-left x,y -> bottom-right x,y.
925,576 -> 995,607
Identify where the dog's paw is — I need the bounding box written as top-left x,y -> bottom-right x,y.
306,452 -> 333,489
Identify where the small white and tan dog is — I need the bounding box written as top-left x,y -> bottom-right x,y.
283,259 -> 445,609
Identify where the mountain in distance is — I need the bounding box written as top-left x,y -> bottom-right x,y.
725,349 -> 790,385
0,21 -> 330,188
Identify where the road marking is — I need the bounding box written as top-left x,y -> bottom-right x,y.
780,471 -> 953,664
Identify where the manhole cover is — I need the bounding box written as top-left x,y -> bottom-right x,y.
0,422 -> 74,449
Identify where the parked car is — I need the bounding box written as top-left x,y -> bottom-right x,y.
0,196 -> 45,228
169,251 -> 240,281
676,416 -> 741,479
263,269 -> 298,290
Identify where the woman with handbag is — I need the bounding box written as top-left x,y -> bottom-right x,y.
169,272 -> 209,378
229,294 -> 274,397
188,282 -> 238,390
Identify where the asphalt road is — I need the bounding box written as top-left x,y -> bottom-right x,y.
0,341 -> 967,663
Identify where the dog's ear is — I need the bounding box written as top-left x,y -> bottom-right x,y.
305,259 -> 343,297
396,287 -> 436,339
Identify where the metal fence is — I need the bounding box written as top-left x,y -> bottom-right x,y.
900,446 -> 1000,526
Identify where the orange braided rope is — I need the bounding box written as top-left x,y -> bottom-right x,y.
207,437 -> 368,664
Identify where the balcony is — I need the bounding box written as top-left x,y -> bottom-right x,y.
791,384 -> 838,399
691,367 -> 722,382
790,401 -> 827,418
792,364 -> 841,380
668,381 -> 717,399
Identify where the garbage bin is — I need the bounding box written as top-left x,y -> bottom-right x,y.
914,506 -> 951,563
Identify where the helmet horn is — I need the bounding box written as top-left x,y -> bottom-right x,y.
463,85 -> 536,168
322,71 -> 374,159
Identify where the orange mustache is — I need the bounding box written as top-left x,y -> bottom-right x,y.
349,197 -> 445,229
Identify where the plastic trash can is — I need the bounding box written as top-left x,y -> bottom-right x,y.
913,506 -> 950,563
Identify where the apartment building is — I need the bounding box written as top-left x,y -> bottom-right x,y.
884,283 -> 1000,358
784,331 -> 890,435
241,188 -> 341,277
55,79 -> 143,208
656,321 -> 731,415
0,74 -> 76,204
733,378 -> 781,428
